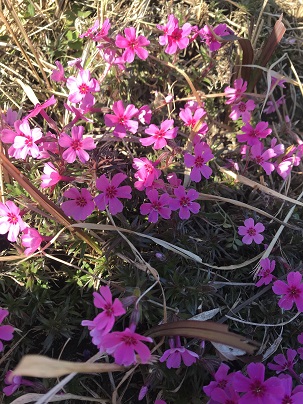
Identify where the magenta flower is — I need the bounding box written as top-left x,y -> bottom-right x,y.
140,190 -> 172,223
184,142 -> 213,182
159,338 -> 199,369
93,18 -> 111,41
82,285 -> 126,335
179,107 -> 208,134
12,120 -> 42,159
229,100 -> 256,122
157,15 -> 192,54
238,218 -> 264,245
59,126 -> 96,163
264,95 -> 285,114
133,157 -> 161,191
203,363 -> 234,397
50,61 -> 66,82
141,119 -> 178,149
79,19 -> 100,39
0,309 -> 14,352
268,349 -> 297,374
250,142 -> 276,175
272,272 -> 303,312
233,362 -> 283,403
275,145 -> 301,180
224,78 -> 247,105
167,172 -> 182,188
199,23 -> 232,52
115,27 -> 150,63
25,96 -> 57,120
61,188 -> 95,221
237,121 -> 272,146
210,385 -> 240,404
40,162 -> 71,189
157,14 -> 178,46
102,326 -> 153,366
104,100 -> 138,138
278,375 -> 303,404
136,105 -> 152,125
255,258 -> 276,287
1,108 -> 18,127
21,228 -> 43,256
94,173 -> 132,215
66,69 -> 100,103
170,186 -> 200,219
3,371 -> 34,396
0,201 -> 27,242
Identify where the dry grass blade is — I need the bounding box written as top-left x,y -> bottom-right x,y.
0,151 -> 103,255
12,355 -> 125,378
146,320 -> 259,354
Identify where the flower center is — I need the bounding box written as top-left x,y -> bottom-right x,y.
238,102 -> 246,112
250,380 -> 266,397
247,227 -> 256,236
78,83 -> 89,94
7,213 -> 18,225
76,197 -> 87,207
151,201 -> 161,211
255,155 -> 264,164
180,196 -> 190,207
129,39 -> 138,49
25,136 -> 33,147
71,140 -> 83,151
282,395 -> 293,404
122,336 -> 137,346
106,185 -> 117,199
156,130 -> 165,139
195,156 -> 205,167
171,28 -> 182,41
217,380 -> 227,389
288,286 -> 300,299
144,164 -> 153,174
104,303 -> 114,316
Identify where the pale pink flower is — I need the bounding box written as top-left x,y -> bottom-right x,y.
255,258 -> 276,287
104,100 -> 138,138
12,120 -> 42,159
272,272 -> 303,312
79,19 -> 100,38
40,162 -> 70,189
93,19 -> 111,41
233,362 -> 283,403
136,105 -> 152,125
0,309 -> 14,352
140,190 -> 172,223
268,349 -> 297,374
94,173 -> 132,215
141,119 -> 178,149
50,61 -> 65,82
66,69 -> 100,103
224,78 -> 247,105
179,107 -> 208,134
199,23 -> 232,52
115,27 -> 150,63
275,145 -> 301,180
184,142 -> 213,182
170,186 -> 200,219
0,201 -> 27,242
229,100 -> 255,122
61,188 -> 95,220
82,285 -> 126,336
133,157 -> 161,191
250,142 -> 276,175
59,126 -> 96,163
102,326 -> 153,366
160,338 -> 198,368
238,218 -> 264,245
237,121 -> 272,146
21,228 -> 43,255
203,363 -> 234,397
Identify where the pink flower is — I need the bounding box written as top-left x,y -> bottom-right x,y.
157,15 -> 178,46
25,96 -> 57,120
229,100 -> 255,122
224,78 -> 247,105
237,121 -> 272,146
3,371 -> 34,396
115,27 -> 150,63
79,19 -> 100,39
159,338 -> 199,368
94,173 -> 132,215
157,15 -> 192,54
167,172 -> 182,188
102,326 -> 153,366
0,309 -> 14,352
59,126 -> 96,163
104,100 -> 138,138
61,188 -> 95,221
184,142 -> 213,182
141,119 -> 178,149
1,108 -> 18,127
275,145 -> 301,180
93,18 -> 111,41
0,201 -> 27,242
250,142 -> 276,175
203,363 -> 234,397
264,95 -> 285,114
50,61 -> 65,82
278,375 -> 303,404
255,258 -> 276,287
21,228 -> 43,255
210,385 -> 240,404
268,349 -> 297,374
199,23 -> 232,52
82,286 -> 126,335
179,107 -> 208,134
272,272 -> 303,312
66,69 -> 100,103
238,218 -> 264,245
140,190 -> 172,223
136,105 -> 152,125
40,163 -> 64,188
12,120 -> 42,159
133,157 -> 161,191
170,186 -> 200,219
233,362 -> 283,403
